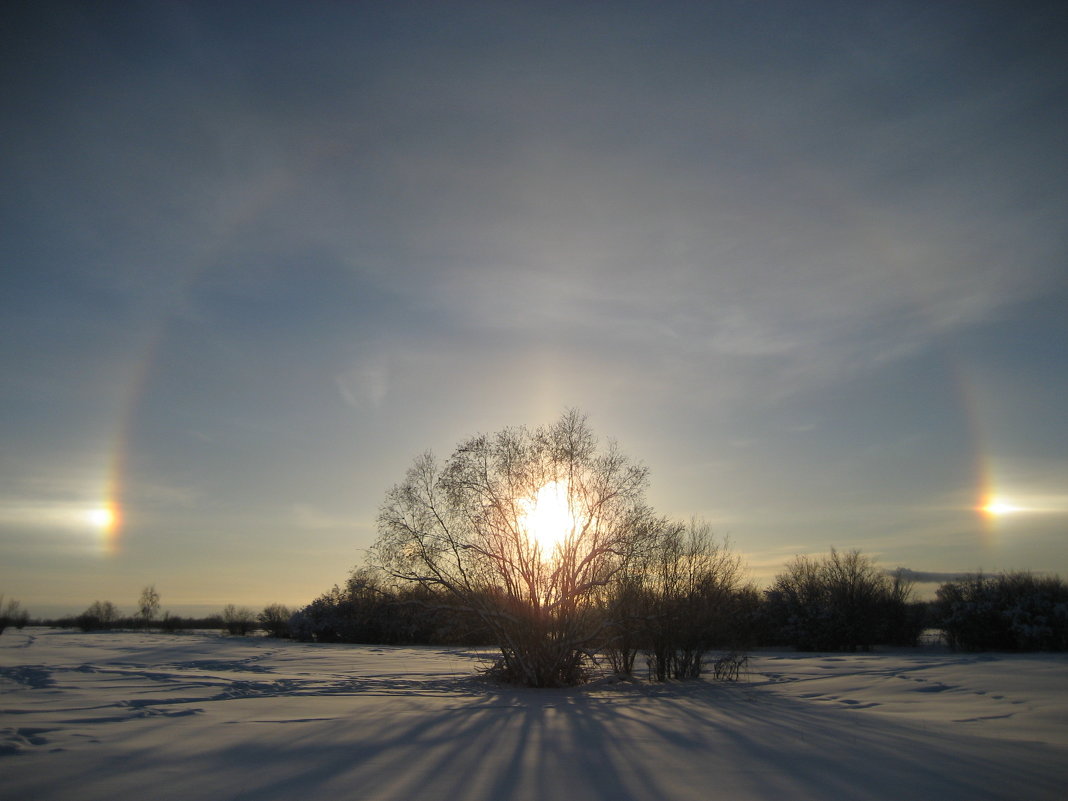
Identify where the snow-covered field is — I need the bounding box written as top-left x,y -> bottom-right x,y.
2,629 -> 1065,800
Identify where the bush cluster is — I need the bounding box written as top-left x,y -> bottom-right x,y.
220,604 -> 257,636
290,569 -> 490,646
290,524 -> 760,684
75,600 -> 122,632
0,596 -> 30,634
258,604 -> 292,638
293,545 -> 942,681
936,572 -> 1068,651
763,549 -> 925,651
602,522 -> 757,681
623,585 -> 762,681
288,562 -> 760,680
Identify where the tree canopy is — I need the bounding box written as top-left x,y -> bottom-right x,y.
373,410 -> 654,686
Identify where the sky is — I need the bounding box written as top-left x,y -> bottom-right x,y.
2,1 -> 1066,617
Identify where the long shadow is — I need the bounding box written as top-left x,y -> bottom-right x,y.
198,678 -> 1067,801
5,645 -> 1067,801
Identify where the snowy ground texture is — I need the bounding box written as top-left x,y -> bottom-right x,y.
2,629 -> 1066,801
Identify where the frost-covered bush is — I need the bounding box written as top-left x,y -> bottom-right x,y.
764,550 -> 923,651
936,572 -> 1068,651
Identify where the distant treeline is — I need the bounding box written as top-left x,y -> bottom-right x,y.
285,554 -> 1068,657
15,560 -> 1066,659
34,602 -> 290,638
289,550 -> 924,661
42,606 -> 227,633
288,572 -> 493,646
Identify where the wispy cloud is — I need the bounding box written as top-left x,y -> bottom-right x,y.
2,2 -> 1066,608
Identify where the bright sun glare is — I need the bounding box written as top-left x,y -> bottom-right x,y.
518,480 -> 577,558
982,498 -> 1021,517
86,506 -> 116,530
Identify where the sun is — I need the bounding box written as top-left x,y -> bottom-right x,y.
518,480 -> 578,558
86,506 -> 116,530
982,497 -> 1021,517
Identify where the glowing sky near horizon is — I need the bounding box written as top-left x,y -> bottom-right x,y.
2,1 -> 1066,616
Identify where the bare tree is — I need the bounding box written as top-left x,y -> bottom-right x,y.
221,604 -> 257,636
641,519 -> 747,680
77,600 -> 120,631
258,604 -> 292,638
138,585 -> 160,628
0,596 -> 30,635
373,410 -> 654,687
767,548 -> 917,651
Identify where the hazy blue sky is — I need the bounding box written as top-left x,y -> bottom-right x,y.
3,1 -> 1066,616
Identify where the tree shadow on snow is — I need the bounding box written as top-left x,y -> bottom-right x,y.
202,678 -> 1063,801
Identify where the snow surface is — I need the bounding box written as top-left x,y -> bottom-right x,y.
2,629 -> 1066,800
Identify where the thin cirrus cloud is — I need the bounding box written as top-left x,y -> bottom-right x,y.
1,2 -> 1066,612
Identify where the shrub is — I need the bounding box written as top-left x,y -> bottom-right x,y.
638,521 -> 749,681
258,604 -> 292,638
290,568 -> 482,646
765,550 -> 922,651
220,604 -> 257,636
0,596 -> 30,634
936,572 -> 1068,651
76,600 -> 121,632
159,611 -> 186,633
